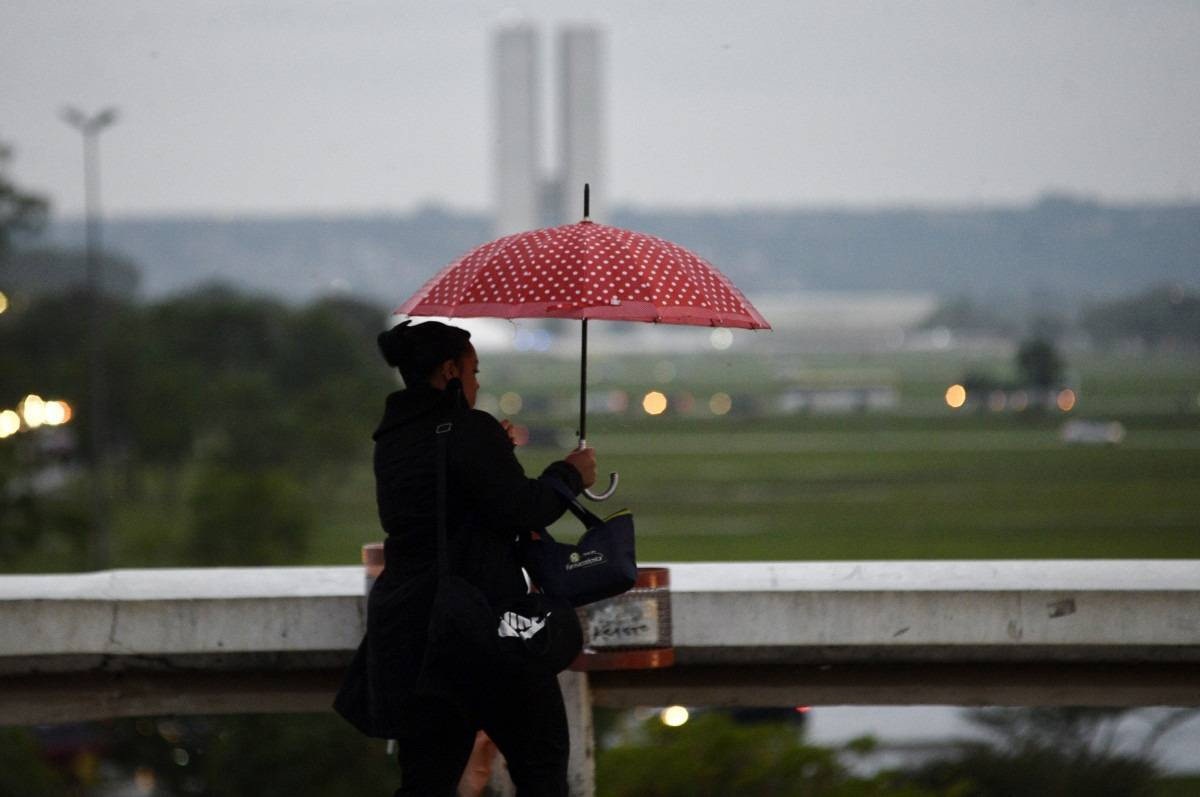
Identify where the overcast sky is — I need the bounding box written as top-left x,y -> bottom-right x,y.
3,1 -> 1199,218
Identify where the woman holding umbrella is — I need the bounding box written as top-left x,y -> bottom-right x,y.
336,319 -> 596,796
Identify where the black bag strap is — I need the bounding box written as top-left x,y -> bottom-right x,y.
544,475 -> 603,529
435,420 -> 453,578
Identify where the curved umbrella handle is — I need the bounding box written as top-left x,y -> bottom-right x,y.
583,472 -> 619,502
577,436 -> 618,501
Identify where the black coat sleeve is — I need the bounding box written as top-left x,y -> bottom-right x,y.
453,410 -> 582,536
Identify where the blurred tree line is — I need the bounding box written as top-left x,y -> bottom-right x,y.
4,705 -> 1194,796
922,285 -> 1200,352
1081,286 -> 1200,350
595,707 -> 1198,797
0,279 -> 394,571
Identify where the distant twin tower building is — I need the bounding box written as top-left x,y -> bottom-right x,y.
493,23 -> 605,236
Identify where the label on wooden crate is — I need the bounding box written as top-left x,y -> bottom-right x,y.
586,597 -> 660,648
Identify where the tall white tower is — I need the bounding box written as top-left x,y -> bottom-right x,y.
557,26 -> 605,224
493,24 -> 541,236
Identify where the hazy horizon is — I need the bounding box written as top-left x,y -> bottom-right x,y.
37,190 -> 1200,227
4,1 -> 1200,218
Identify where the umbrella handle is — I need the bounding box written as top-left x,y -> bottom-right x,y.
583,472 -> 619,502
577,436 -> 618,501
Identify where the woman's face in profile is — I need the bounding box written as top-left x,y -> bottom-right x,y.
457,348 -> 480,408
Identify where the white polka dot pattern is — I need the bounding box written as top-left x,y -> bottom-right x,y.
396,221 -> 771,329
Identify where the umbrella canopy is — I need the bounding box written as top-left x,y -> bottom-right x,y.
396,220 -> 770,330
395,197 -> 769,499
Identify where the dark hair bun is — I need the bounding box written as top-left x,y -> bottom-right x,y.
376,320 -> 412,369
378,319 -> 472,386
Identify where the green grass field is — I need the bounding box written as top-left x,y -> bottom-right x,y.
303,420 -> 1200,564
300,348 -> 1200,566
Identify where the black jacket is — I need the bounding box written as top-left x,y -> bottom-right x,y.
335,383 -> 582,736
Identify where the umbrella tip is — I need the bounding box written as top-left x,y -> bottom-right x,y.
583,183 -> 590,220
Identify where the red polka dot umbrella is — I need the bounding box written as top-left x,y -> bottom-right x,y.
395,186 -> 770,498
396,218 -> 769,329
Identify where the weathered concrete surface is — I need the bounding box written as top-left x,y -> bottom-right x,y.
670,560 -> 1200,663
4,561 -> 1198,662
0,567 -> 364,660
2,561 -> 1198,723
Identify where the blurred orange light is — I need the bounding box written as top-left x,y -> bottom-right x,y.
45,400 -> 73,426
945,384 -> 967,409
1057,389 -> 1077,412
642,391 -> 668,416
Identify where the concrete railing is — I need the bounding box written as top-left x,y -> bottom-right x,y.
3,559 -> 1199,727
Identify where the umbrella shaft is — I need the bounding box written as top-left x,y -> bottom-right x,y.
579,318 -> 588,442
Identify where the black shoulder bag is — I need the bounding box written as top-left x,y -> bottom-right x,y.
420,418 -> 582,688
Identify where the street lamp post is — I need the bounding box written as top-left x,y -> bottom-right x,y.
60,106 -> 118,570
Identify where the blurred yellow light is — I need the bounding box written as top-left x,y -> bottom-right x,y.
642,391 -> 668,416
1057,389 -> 1077,412
1010,390 -> 1029,412
660,705 -> 690,727
945,384 -> 967,409
709,392 -> 733,416
0,410 -> 20,438
499,392 -> 523,416
19,394 -> 46,428
44,400 -> 72,426
0,291 -> 8,314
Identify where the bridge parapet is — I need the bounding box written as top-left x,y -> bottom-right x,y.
2,560 -> 1198,726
